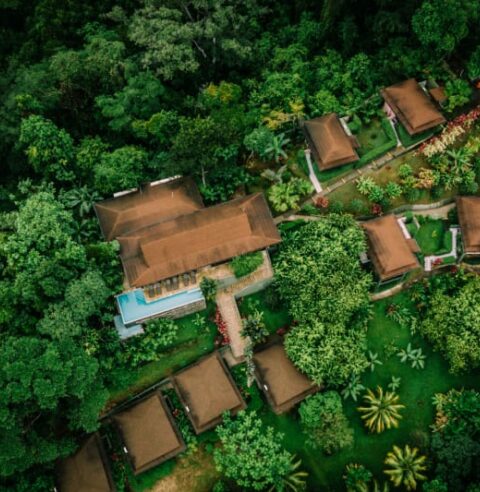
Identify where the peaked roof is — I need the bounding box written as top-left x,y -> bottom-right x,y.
363,214 -> 420,281
113,392 -> 185,475
172,352 -> 246,434
56,434 -> 115,492
119,193 -> 281,287
381,79 -> 446,135
303,113 -> 359,170
253,344 -> 319,414
94,177 -> 204,241
457,196 -> 480,253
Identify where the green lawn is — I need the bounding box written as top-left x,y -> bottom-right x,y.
354,118 -> 392,157
107,309 -> 218,405
236,291 -> 480,491
396,122 -> 436,148
414,219 -> 451,255
237,289 -> 291,334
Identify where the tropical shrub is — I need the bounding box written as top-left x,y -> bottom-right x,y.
214,411 -> 305,491
419,274 -> 480,372
230,251 -> 264,278
200,277 -> 217,303
299,391 -> 354,454
358,387 -> 405,433
277,216 -> 372,386
122,318 -> 179,367
241,309 -> 269,345
267,177 -> 313,213
444,79 -> 472,112
384,445 -> 427,490
430,389 -> 480,489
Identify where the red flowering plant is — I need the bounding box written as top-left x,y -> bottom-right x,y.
371,203 -> 383,216
214,307 -> 230,345
315,196 -> 329,209
432,257 -> 443,267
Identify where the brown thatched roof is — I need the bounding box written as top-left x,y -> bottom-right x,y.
113,392 -> 185,475
381,79 -> 446,135
363,215 -> 420,281
56,434 -> 115,492
119,193 -> 281,287
94,177 -> 204,241
303,113 -> 359,170
253,344 -> 319,414
457,196 -> 480,253
172,352 -> 246,434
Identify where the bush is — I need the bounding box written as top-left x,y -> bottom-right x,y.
200,277 -> 217,302
348,198 -> 367,215
444,79 -> 472,112
230,252 -> 264,278
348,115 -> 362,134
448,206 -> 458,224
122,318 -> 179,367
264,284 -> 282,310
329,200 -> 344,213
398,163 -> 413,179
299,391 -> 354,454
404,211 -> 414,223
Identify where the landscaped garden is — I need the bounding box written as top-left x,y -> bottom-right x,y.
411,217 -> 452,255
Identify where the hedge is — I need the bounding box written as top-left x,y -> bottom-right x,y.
230,251 -> 264,278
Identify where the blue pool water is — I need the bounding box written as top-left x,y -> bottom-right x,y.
117,287 -> 204,325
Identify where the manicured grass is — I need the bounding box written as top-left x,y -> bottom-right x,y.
354,118 -> 392,156
234,291 -> 480,490
107,309 -> 218,405
414,219 -> 449,255
396,122 -> 436,148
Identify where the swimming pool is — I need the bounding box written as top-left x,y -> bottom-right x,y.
117,287 -> 205,326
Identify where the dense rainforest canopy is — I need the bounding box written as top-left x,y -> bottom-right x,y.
1,0 -> 480,489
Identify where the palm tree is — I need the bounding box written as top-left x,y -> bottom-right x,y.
261,164 -> 287,184
384,445 -> 427,490
265,133 -> 290,163
269,455 -> 308,492
344,463 -> 372,492
358,387 -> 405,433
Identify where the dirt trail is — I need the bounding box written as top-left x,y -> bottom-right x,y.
148,449 -> 220,492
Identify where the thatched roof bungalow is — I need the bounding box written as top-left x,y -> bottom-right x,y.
363,214 -> 420,281
112,392 -> 185,475
56,434 -> 115,492
253,344 -> 319,414
381,79 -> 445,135
303,113 -> 359,171
172,352 -> 246,434
457,196 -> 480,255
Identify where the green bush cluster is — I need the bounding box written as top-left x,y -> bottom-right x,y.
230,251 -> 264,278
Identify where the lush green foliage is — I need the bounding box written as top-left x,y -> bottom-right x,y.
358,387 -> 405,434
430,389 -> 480,489
214,410 -> 297,491
230,251 -> 264,278
383,445 -> 427,491
419,274 -> 480,373
122,318 -> 179,367
299,391 -> 354,454
276,216 -> 371,386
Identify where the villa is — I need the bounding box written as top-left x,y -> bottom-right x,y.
302,113 -> 359,171
457,195 -> 480,258
363,214 -> 420,283
94,177 -> 281,334
112,392 -> 185,475
55,434 -> 115,492
381,78 -> 446,136
171,352 -> 246,434
253,344 -> 319,414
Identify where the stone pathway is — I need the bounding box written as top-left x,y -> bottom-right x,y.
216,251 -> 275,361
424,227 -> 460,272
304,149 -> 323,193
